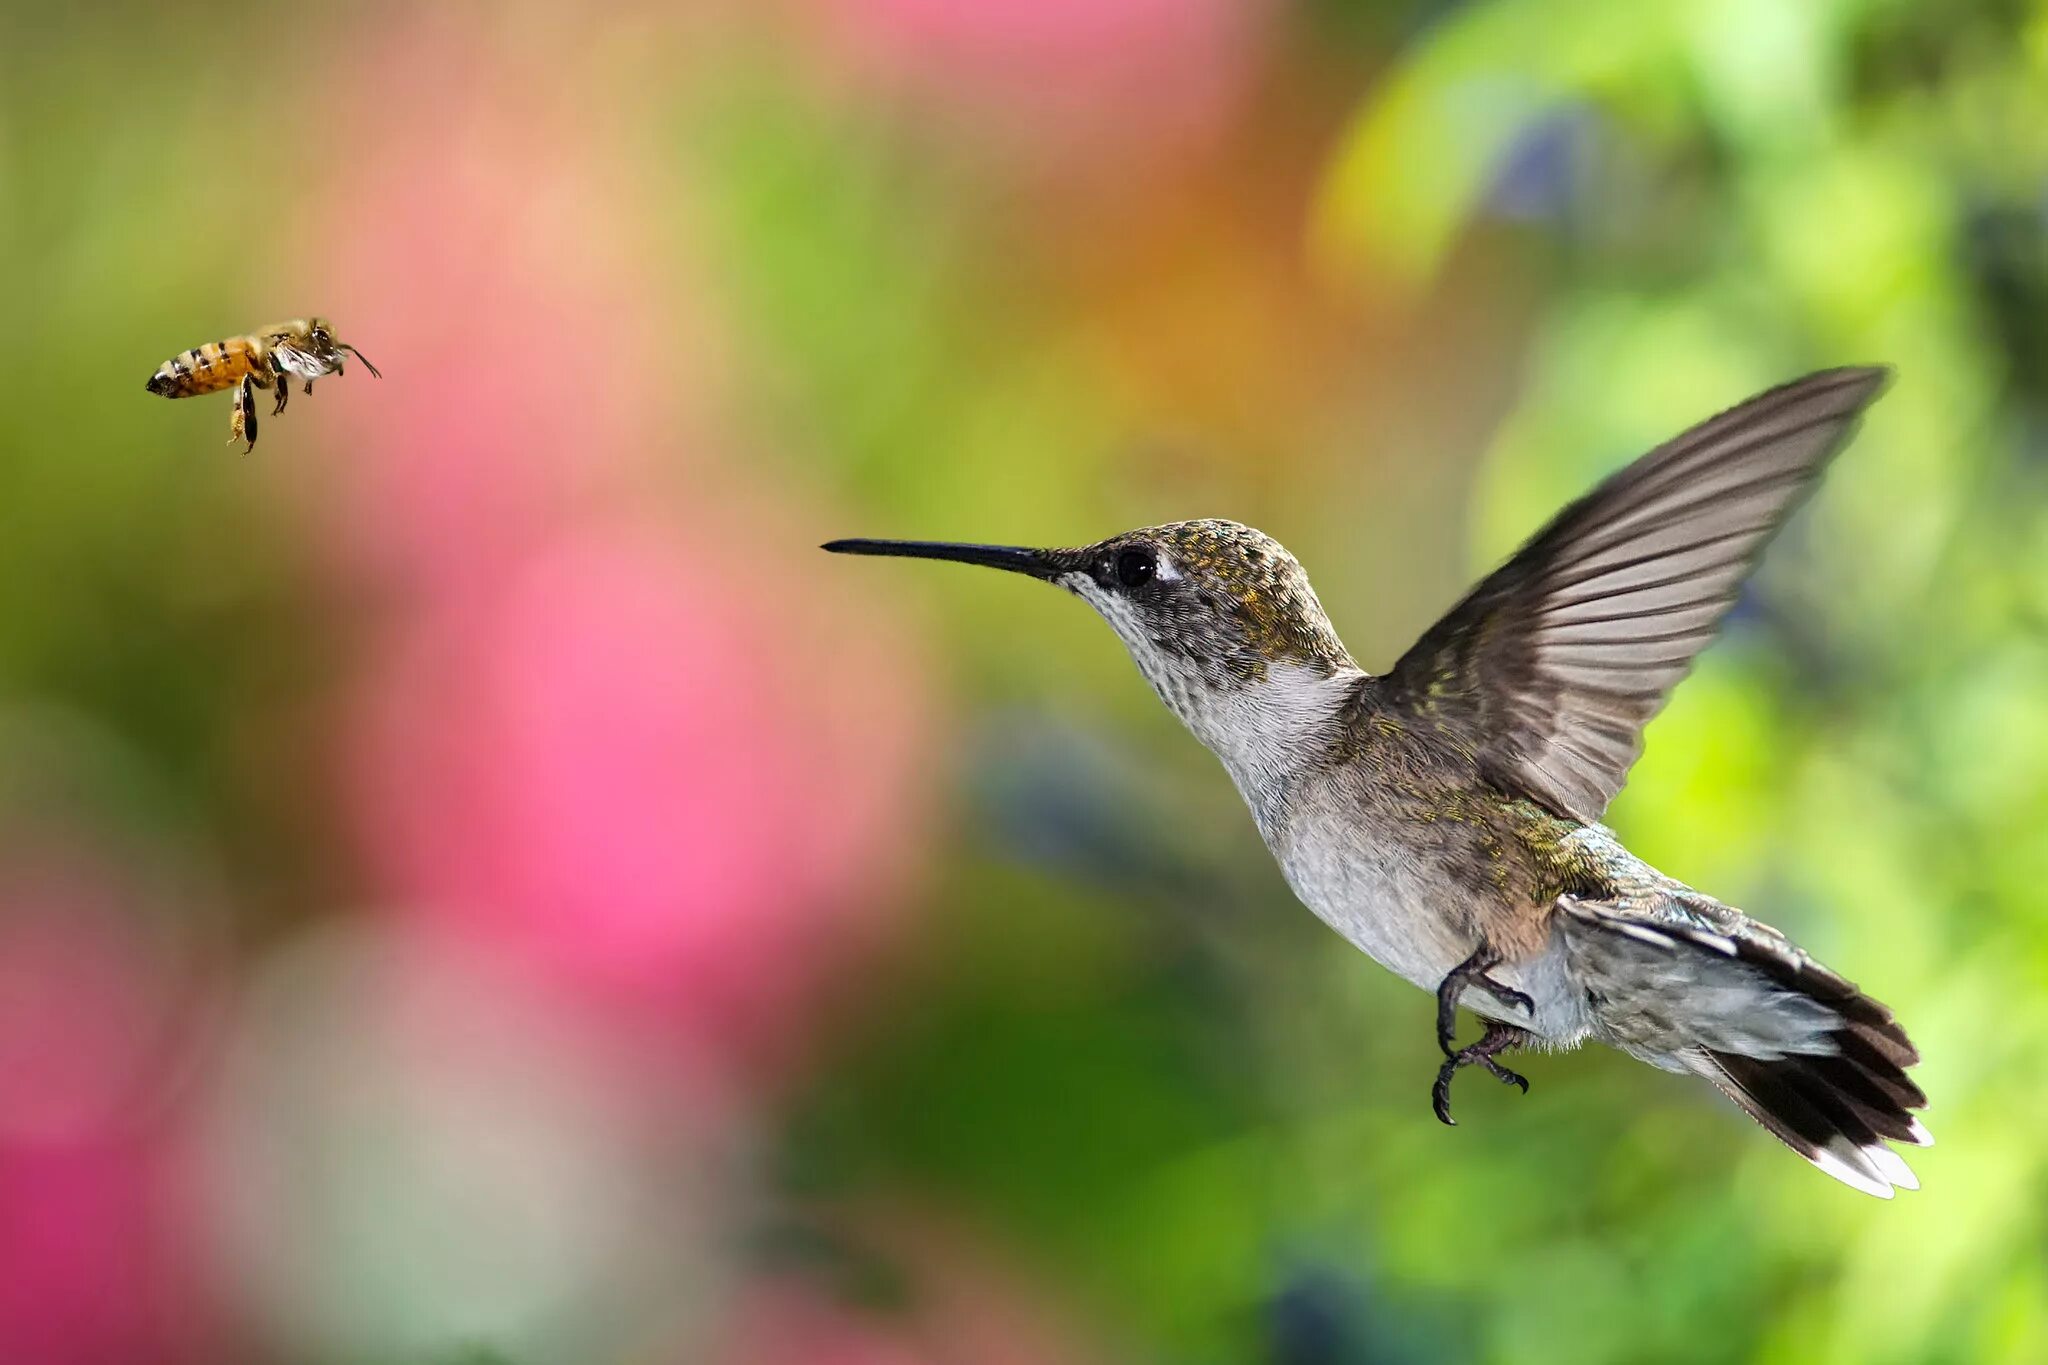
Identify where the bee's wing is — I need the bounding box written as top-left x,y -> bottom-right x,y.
1379,367 -> 1889,824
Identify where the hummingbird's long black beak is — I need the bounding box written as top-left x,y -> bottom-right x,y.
822,538 -> 1066,581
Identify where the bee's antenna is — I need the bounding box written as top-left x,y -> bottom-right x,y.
339,343 -> 382,379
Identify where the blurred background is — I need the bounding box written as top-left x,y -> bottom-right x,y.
3,1 -> 2046,1361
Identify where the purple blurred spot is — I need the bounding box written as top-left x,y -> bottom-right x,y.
1485,106 -> 1596,224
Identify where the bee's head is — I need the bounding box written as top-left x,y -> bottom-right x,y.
272,317 -> 380,380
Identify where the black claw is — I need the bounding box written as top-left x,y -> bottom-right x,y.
1436,984 -> 1462,1057
1483,1058 -> 1530,1093
1430,1020 -> 1531,1126
1490,982 -> 1535,1016
1437,947 -> 1495,1054
1432,1061 -> 1459,1126
1432,948 -> 1537,1124
1435,945 -> 1533,1055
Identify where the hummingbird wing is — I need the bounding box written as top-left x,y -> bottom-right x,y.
1381,367 -> 1889,823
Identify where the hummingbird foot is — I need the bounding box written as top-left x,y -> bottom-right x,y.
1434,946 -> 1535,1056
1431,1020 -> 1532,1126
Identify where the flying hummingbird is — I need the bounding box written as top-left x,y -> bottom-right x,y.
826,367 -> 1927,1197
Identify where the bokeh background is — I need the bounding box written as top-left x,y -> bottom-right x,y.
3,1 -> 2046,1361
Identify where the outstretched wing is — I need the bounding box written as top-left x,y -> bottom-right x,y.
1380,367 -> 1889,823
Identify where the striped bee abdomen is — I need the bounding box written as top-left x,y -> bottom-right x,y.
144,337 -> 268,398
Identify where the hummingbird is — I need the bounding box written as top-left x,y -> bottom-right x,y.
826,367 -> 1927,1197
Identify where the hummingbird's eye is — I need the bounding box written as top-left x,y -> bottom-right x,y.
1113,547 -> 1157,590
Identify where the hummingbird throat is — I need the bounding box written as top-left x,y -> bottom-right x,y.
1065,573 -> 1359,790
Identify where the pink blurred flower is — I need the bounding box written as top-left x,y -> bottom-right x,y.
802,0 -> 1274,168
0,856 -> 178,1144
0,833 -> 221,1363
0,1140 -> 209,1365
349,529 -> 933,1083
281,93 -> 685,595
287,21 -> 938,1095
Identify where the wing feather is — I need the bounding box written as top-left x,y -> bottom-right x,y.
1380,367 -> 1890,821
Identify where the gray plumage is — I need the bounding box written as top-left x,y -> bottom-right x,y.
826,366 -> 1928,1197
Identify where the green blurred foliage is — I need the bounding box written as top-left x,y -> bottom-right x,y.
722,2 -> 2048,1362
4,1 -> 2048,1362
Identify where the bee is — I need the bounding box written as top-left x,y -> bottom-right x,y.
145,318 -> 380,452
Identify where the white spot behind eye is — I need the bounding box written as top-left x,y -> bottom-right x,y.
1152,556 -> 1182,584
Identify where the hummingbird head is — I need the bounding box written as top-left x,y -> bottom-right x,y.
825,520 -> 1357,771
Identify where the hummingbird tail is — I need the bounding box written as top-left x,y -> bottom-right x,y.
1688,1045 -> 1928,1198
1561,897 -> 1928,1198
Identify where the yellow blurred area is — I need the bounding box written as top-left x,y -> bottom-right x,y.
1,1 -> 2046,1362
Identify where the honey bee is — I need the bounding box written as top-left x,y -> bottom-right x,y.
145,318 -> 380,452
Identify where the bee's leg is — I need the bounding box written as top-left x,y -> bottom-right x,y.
303,380 -> 315,396
269,358 -> 290,416
230,375 -> 258,452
